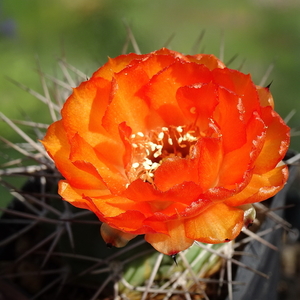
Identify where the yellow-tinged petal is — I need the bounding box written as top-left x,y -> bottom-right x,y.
254,106 -> 290,174
256,85 -> 274,108
185,203 -> 244,243
186,53 -> 226,70
224,164 -> 288,206
145,220 -> 194,255
218,112 -> 266,188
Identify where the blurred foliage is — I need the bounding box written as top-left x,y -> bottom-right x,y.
1,0 -> 300,206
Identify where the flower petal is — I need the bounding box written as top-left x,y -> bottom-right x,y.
154,48 -> 189,60
256,86 -> 274,108
118,122 -> 133,169
189,137 -> 223,190
103,197 -> 153,218
124,180 -> 202,218
154,157 -> 190,191
186,53 -> 226,70
154,137 -> 223,192
42,120 -> 106,190
176,82 -> 219,127
131,52 -> 179,78
145,220 -> 194,255
92,53 -> 148,80
185,203 -> 244,243
254,106 -> 290,174
212,68 -> 261,123
224,164 -> 288,206
142,61 -> 212,125
58,180 -> 109,212
213,86 -> 247,153
105,210 -> 159,234
61,77 -> 124,167
125,179 -> 203,205
102,53 -> 181,137
101,64 -> 151,137
69,133 -> 128,194
218,112 -> 266,188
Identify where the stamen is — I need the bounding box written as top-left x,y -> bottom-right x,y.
149,142 -> 157,151
158,132 -> 164,140
176,126 -> 183,133
132,162 -> 139,168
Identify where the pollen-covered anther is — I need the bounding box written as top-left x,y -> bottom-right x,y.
185,132 -> 198,142
132,162 -> 140,169
176,126 -> 183,133
157,132 -> 164,141
153,145 -> 163,158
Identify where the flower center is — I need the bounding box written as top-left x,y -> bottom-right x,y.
126,125 -> 200,183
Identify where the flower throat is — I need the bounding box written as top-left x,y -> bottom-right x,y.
126,125 -> 200,184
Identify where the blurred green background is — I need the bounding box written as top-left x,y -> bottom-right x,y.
1,0 -> 300,207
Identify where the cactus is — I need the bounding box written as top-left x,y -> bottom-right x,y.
0,43 -> 297,300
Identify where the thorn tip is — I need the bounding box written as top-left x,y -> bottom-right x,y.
266,80 -> 273,89
171,254 -> 178,265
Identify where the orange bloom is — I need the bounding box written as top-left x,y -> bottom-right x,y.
42,48 -> 290,255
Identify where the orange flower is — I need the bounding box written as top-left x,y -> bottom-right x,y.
42,48 -> 290,255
